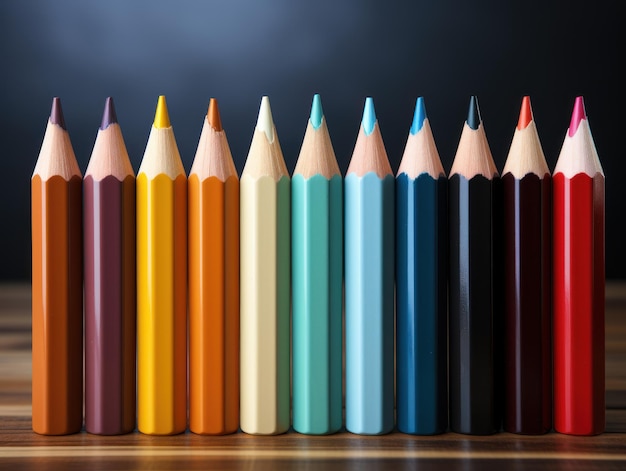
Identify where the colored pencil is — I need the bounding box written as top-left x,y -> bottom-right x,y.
84,97 -> 136,435
136,95 -> 187,435
188,98 -> 240,435
31,97 -> 83,435
345,97 -> 394,435
395,97 -> 448,435
553,96 -> 605,436
448,95 -> 500,435
240,96 -> 290,435
502,96 -> 552,435
292,94 -> 343,435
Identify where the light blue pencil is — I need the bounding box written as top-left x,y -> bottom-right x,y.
345,97 -> 395,435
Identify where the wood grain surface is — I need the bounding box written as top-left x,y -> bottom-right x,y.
1,282 -> 625,470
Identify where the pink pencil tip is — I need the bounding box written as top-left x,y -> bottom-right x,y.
568,96 -> 587,137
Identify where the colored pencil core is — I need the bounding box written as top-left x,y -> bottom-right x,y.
256,96 -> 275,143
410,97 -> 426,135
207,98 -> 223,132
50,97 -> 66,130
362,97 -> 376,135
517,96 -> 532,130
310,94 -> 323,130
100,97 -> 118,130
467,96 -> 480,130
154,95 -> 171,129
569,96 -> 586,137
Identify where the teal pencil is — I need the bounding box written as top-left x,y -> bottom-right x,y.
292,94 -> 343,435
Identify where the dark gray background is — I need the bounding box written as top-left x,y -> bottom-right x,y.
1,0 -> 622,280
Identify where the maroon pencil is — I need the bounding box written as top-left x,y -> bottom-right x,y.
502,96 -> 552,434
84,97 -> 136,435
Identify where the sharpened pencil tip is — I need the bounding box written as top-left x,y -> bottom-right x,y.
256,95 -> 275,143
517,96 -> 533,130
50,97 -> 66,130
100,97 -> 118,130
467,96 -> 481,130
569,96 -> 587,137
154,95 -> 171,129
410,97 -> 426,135
207,98 -> 223,131
310,94 -> 323,130
362,97 -> 376,135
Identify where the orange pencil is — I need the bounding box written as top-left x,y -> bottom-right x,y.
31,97 -> 83,435
189,98 -> 240,434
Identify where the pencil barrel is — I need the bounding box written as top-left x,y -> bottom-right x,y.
84,175 -> 136,435
188,175 -> 240,435
502,174 -> 551,434
553,173 -> 605,435
345,173 -> 394,435
31,175 -> 83,435
291,174 -> 343,435
448,174 -> 500,435
240,175 -> 290,435
395,174 -> 448,435
136,173 -> 187,435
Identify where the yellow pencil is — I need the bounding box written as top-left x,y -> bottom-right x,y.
137,95 -> 187,435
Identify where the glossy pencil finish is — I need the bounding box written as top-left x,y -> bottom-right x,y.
553,96 -> 605,436
31,97 -> 83,435
292,94 -> 343,435
345,97 -> 394,435
188,98 -> 240,435
502,96 -> 551,435
240,96 -> 290,435
84,97 -> 136,435
396,97 -> 448,435
137,96 -> 187,435
448,96 -> 500,435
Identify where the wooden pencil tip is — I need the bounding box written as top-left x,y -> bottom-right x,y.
154,95 -> 171,129
517,96 -> 533,130
568,96 -> 587,137
100,97 -> 118,130
310,93 -> 323,129
50,97 -> 66,130
207,98 -> 223,131
362,97 -> 376,135
410,96 -> 426,135
256,95 -> 275,143
467,96 -> 481,130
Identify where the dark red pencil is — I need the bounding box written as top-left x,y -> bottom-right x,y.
553,96 -> 605,436
502,96 -> 552,434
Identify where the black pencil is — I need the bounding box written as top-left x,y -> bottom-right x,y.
448,96 -> 500,435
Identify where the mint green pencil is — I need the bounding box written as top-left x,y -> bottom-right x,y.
292,94 -> 343,434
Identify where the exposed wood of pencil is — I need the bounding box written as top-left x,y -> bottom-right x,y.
293,117 -> 341,178
449,123 -> 498,179
502,123 -> 549,178
396,119 -> 445,179
345,122 -> 393,178
553,119 -> 604,177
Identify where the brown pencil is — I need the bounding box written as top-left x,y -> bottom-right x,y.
31,97 -> 83,435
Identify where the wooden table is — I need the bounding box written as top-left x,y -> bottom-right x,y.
1,282 -> 625,470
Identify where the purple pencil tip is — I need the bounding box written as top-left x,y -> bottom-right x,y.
50,97 -> 66,130
100,97 -> 118,130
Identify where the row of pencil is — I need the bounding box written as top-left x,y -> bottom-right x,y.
31,93 -> 604,437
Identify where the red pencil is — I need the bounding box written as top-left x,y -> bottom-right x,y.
553,96 -> 605,436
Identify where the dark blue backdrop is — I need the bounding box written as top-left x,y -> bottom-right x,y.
0,0 -> 622,279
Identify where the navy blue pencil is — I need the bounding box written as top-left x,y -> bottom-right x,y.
396,97 -> 448,434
